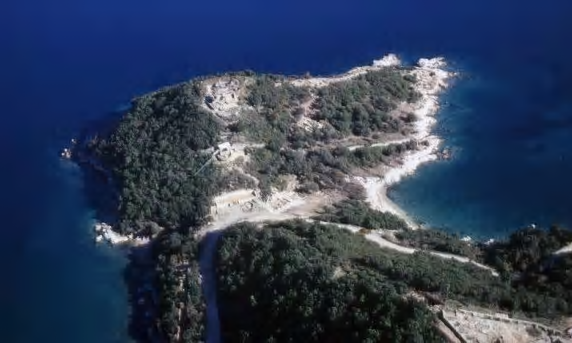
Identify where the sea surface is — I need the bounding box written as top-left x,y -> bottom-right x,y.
1,0 -> 572,341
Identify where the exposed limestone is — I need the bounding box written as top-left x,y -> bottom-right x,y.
60,148 -> 72,159
201,77 -> 254,118
94,222 -> 149,246
290,53 -> 402,89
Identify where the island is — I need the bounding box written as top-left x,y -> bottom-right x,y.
71,55 -> 572,343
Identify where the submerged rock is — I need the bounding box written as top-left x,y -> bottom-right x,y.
60,148 -> 72,159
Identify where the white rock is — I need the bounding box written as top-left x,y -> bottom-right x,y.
373,54 -> 402,68
94,222 -> 129,245
60,148 -> 72,159
417,57 -> 447,69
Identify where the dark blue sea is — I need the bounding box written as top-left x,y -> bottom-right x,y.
1,0 -> 571,341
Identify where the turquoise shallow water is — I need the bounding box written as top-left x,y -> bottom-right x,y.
1,0 -> 571,341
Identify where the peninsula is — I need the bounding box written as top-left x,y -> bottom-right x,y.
73,55 -> 572,343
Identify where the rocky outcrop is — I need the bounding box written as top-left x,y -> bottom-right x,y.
60,148 -> 72,159
94,222 -> 149,246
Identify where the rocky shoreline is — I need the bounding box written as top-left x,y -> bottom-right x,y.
285,54 -> 456,228
376,57 -> 455,228
93,222 -> 149,246
337,56 -> 456,229
61,137 -> 150,247
60,137 -> 161,342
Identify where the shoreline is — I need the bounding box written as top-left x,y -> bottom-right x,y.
93,222 -> 150,246
289,54 -> 402,88
288,54 -> 454,229
352,56 -> 455,229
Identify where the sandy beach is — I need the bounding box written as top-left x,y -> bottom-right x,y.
349,56 -> 454,229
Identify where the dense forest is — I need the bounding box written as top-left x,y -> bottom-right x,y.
154,232 -> 206,342
314,199 -> 410,231
232,68 -> 422,198
313,201 -> 572,317
216,221 -> 572,340
215,221 -> 444,343
85,81 -> 224,341
483,226 -> 572,315
313,69 -> 420,136
246,141 -> 417,199
89,81 -> 224,235
234,68 -> 420,147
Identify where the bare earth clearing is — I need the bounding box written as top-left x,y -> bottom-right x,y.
440,308 -> 572,343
